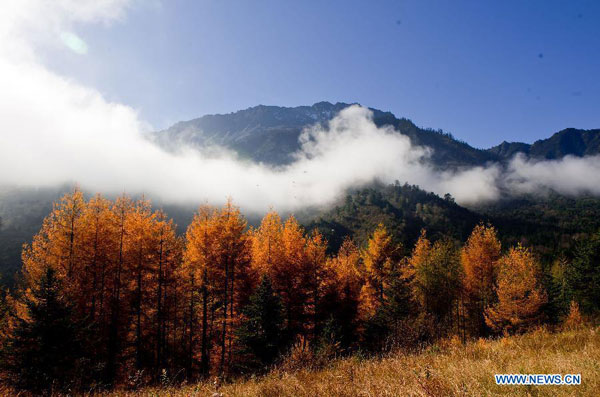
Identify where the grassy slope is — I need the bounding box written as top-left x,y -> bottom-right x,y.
102,327 -> 599,397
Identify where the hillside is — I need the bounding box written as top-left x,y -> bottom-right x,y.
304,184 -> 600,262
154,101 -> 498,167
473,193 -> 600,258
305,182 -> 482,253
488,128 -> 600,160
0,186 -> 66,284
85,327 -> 599,397
157,102 -> 600,167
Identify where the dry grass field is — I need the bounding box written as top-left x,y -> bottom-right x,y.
81,326 -> 600,397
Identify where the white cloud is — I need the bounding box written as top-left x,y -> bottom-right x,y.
0,0 -> 599,215
504,154 -> 600,196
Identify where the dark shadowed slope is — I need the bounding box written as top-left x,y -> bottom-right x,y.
157,102 -> 600,167
488,128 -> 600,160
155,102 -> 499,167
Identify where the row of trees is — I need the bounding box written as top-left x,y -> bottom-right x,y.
0,190 -> 597,394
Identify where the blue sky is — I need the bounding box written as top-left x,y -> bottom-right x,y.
42,0 -> 599,148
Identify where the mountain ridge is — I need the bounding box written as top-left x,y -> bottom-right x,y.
488,128 -> 600,160
155,101 -> 600,167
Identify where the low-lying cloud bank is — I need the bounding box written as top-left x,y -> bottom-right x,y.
1,0 -> 600,213
505,154 -> 600,197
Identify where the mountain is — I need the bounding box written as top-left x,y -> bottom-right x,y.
157,102 -> 600,167
155,101 -> 498,167
488,128 -> 600,160
155,102 -> 351,165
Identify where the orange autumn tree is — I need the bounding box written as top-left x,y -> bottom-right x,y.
22,188 -> 86,294
461,224 -> 501,336
360,224 -> 400,316
182,200 -> 252,376
214,200 -> 253,373
250,211 -> 285,277
118,199 -> 184,376
104,194 -> 134,383
562,300 -> 584,330
147,210 -> 182,374
78,194 -> 117,322
322,238 -> 363,348
182,205 -> 220,376
279,216 -> 308,338
302,229 -> 329,341
404,229 -> 431,307
250,212 -> 329,344
20,191 -> 186,382
125,198 -> 156,370
485,245 -> 547,334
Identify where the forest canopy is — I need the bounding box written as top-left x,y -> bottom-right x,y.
0,189 -> 598,394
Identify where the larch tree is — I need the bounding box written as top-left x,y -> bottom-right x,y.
360,224 -> 399,312
149,210 -> 181,375
183,201 -> 252,377
250,211 -> 285,277
182,205 -> 219,377
405,230 -> 431,309
21,188 -> 86,294
303,230 -> 329,342
460,224 -> 501,336
279,216 -> 309,342
485,245 -> 547,334
214,199 -> 252,374
125,198 -> 156,371
105,194 -> 134,384
251,213 -> 329,346
250,213 -> 287,335
322,238 -> 363,349
79,194 -> 115,322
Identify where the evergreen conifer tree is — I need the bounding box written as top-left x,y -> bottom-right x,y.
1,267 -> 87,395
235,275 -> 285,372
566,232 -> 600,314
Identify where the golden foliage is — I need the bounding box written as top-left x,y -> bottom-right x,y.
461,223 -> 501,303
360,224 -> 399,313
485,245 -> 547,334
460,224 -> 501,335
563,301 -> 584,331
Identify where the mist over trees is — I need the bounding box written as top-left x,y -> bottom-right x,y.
0,189 -> 597,393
